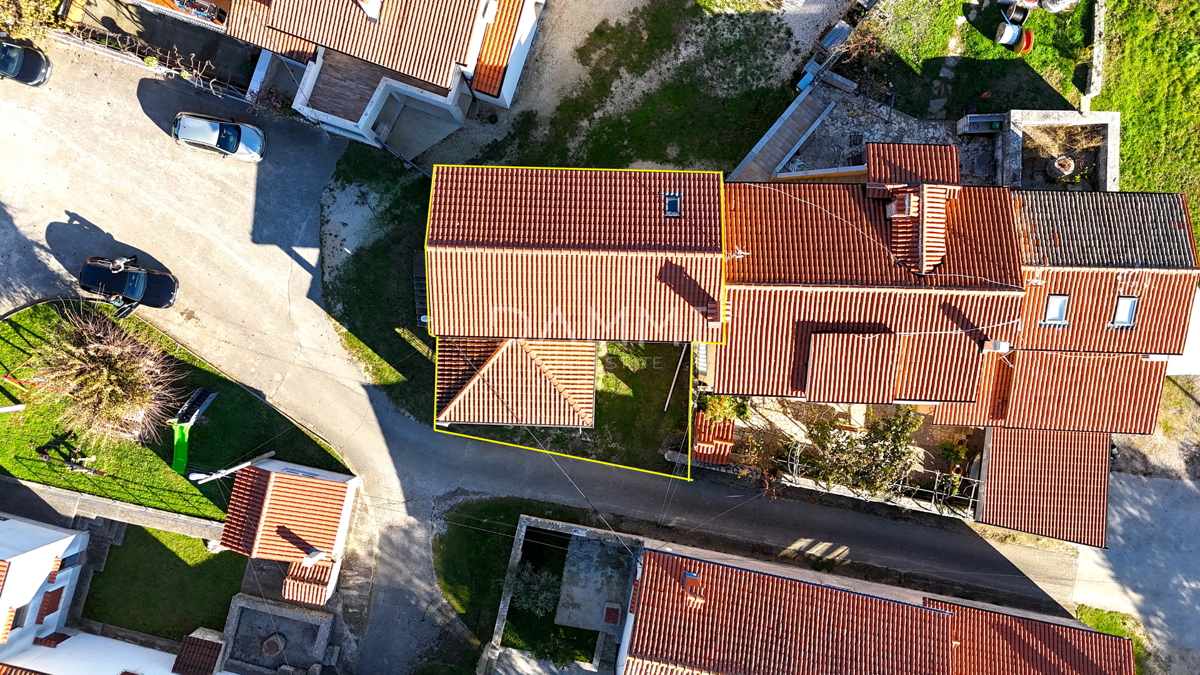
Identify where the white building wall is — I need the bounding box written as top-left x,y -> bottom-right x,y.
0,515 -> 88,662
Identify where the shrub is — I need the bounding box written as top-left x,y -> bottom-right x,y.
509,562 -> 560,617
698,394 -> 749,422
1,0 -> 58,40
799,406 -> 923,496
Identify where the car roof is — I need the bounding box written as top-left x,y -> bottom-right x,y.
177,115 -> 221,145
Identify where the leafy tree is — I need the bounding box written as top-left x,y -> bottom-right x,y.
31,308 -> 182,446
798,406 -> 923,496
1,0 -> 58,40
509,562 -> 560,617
698,393 -> 749,423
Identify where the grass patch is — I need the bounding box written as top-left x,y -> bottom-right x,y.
442,343 -> 689,473
476,0 -> 796,171
434,498 -> 597,647
1076,605 -> 1151,675
1092,0 -> 1200,228
82,526 -> 247,640
837,0 -> 1090,116
0,303 -> 344,520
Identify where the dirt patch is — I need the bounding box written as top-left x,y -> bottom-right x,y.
1112,375 -> 1200,480
1020,124 -> 1105,190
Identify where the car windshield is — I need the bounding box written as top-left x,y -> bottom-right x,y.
216,124 -> 241,153
0,44 -> 23,78
123,270 -> 147,300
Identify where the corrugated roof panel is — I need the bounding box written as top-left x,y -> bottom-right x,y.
981,428 -> 1110,547
866,143 -> 961,185
629,551 -> 953,675
225,0 -> 315,62
1013,191 -> 1196,269
1019,268 -> 1198,354
472,0 -> 523,96
723,184 -> 1021,290
807,333 -> 901,404
925,599 -> 1134,675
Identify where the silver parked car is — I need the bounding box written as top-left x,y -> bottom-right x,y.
171,112 -> 266,162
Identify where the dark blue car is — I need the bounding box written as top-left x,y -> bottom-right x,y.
78,256 -> 179,318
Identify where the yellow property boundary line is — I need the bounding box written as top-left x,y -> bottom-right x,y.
425,164 -> 710,480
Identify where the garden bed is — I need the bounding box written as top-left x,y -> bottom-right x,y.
0,302 -> 345,520
82,525 -> 247,640
1020,123 -> 1105,189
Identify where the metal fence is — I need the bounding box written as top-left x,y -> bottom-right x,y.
783,457 -> 981,518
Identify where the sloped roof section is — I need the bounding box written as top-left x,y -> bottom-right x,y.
266,0 -> 478,90
981,429 -> 1111,547
0,665 -> 51,675
925,599 -> 1134,675
933,352 -> 1014,427
472,0 -> 523,96
224,0 -> 316,63
1019,268 -> 1198,355
709,287 -> 1018,400
437,339 -> 597,427
172,635 -> 223,675
436,338 -> 504,414
692,411 -> 734,465
723,184 -> 1021,290
1014,191 -> 1196,269
283,560 -> 335,605
807,333 -> 900,404
219,466 -> 271,556
866,143 -> 961,185
628,551 -> 953,675
429,167 -> 723,252
1005,352 -> 1165,434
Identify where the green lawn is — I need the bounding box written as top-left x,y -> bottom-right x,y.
0,303 -> 345,520
1091,0 -> 1200,228
82,526 -> 247,640
442,343 -> 689,474
1075,605 -> 1150,675
836,0 -> 1091,117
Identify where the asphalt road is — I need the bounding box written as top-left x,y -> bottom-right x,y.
0,39 -> 1123,672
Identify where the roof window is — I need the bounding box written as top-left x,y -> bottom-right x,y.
663,193 -> 682,218
1109,295 -> 1139,329
1041,294 -> 1070,326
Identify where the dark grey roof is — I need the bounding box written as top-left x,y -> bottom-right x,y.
1013,191 -> 1196,268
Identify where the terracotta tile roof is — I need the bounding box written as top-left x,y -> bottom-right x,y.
0,666 -> 51,675
629,551 -> 953,675
807,333 -> 901,403
1014,191 -> 1196,269
46,558 -> 60,585
0,608 -> 13,644
723,184 -> 1021,290
220,465 -> 353,562
224,0 -> 316,63
436,339 -> 597,427
936,351 -> 1166,434
172,635 -> 223,675
1005,352 -> 1166,434
866,143 -> 961,185
980,429 -> 1110,547
472,0 -> 523,96
35,587 -> 63,625
1019,268 -> 1198,355
265,0 -> 478,90
428,167 -> 724,342
692,411 -> 734,464
429,167 -> 723,252
283,560 -> 334,605
0,560 -> 7,598
709,287 -> 1020,401
925,599 -> 1135,675
31,633 -> 70,648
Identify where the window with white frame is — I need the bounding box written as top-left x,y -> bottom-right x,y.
1042,294 -> 1070,325
1110,295 -> 1139,328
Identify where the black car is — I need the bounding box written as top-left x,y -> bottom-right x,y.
78,256 -> 179,318
0,39 -> 52,87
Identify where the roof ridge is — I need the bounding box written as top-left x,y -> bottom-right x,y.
437,339 -> 518,422
250,470 -> 276,559
518,341 -> 593,425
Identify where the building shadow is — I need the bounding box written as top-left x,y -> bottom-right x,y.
0,201 -> 74,315
44,210 -> 172,277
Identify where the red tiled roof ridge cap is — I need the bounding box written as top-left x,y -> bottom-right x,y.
516,341 -> 594,424
1020,264 -> 1200,273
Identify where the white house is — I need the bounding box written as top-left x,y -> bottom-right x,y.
0,513 -> 88,661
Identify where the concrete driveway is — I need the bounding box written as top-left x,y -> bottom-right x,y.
3,39 -> 1102,674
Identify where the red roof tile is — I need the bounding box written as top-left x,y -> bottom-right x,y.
283,560 -> 335,605
472,0 -> 523,96
265,0 -> 478,90
35,587 -> 63,625
220,465 -> 354,562
0,608 -> 13,644
709,287 -> 1019,401
629,551 -> 953,675
0,560 -> 8,598
224,0 -> 316,63
1005,352 -> 1165,434
0,666 -> 51,675
980,429 -> 1110,547
925,599 -> 1134,675
1019,268 -> 1198,355
427,168 -> 724,342
46,558 -> 60,585
807,333 -> 901,404
932,351 -> 1014,427
692,411 -> 734,464
723,184 -> 1021,290
172,635 -> 223,675
866,143 -> 961,186
436,339 -> 597,427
